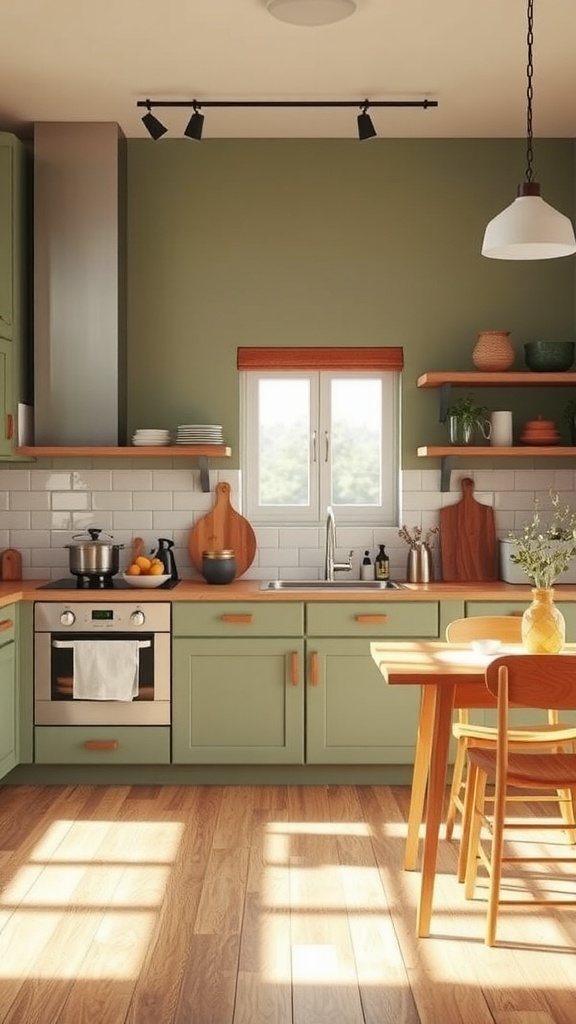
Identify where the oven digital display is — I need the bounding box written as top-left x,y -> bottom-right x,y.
91,610 -> 114,621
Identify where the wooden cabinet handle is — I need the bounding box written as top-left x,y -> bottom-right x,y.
290,651 -> 300,687
310,650 -> 319,687
6,414 -> 13,440
83,740 -> 119,751
221,614 -> 253,624
355,614 -> 388,624
0,619 -> 14,632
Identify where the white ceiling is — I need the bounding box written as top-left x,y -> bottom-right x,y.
1,0 -> 576,141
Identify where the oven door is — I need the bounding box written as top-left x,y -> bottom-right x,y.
34,631 -> 171,725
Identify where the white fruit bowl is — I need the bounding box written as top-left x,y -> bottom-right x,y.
122,573 -> 171,589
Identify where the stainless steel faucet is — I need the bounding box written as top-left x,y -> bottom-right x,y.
324,506 -> 353,581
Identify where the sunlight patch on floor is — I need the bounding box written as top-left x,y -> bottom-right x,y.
0,819 -> 184,981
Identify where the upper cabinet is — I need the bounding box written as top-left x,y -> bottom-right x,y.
0,133 -> 30,459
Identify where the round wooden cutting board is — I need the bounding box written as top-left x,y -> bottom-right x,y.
188,482 -> 257,578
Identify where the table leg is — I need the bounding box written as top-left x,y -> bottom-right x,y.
416,682 -> 455,938
404,686 -> 436,871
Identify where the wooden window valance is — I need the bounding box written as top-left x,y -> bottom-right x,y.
237,346 -> 404,372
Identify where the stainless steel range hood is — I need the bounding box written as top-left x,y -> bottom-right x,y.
33,123 -> 127,445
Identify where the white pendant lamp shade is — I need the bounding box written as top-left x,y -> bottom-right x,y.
266,0 -> 357,26
482,184 -> 576,261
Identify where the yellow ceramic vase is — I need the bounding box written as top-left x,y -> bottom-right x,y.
521,588 -> 566,653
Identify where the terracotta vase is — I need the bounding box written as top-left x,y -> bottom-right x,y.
521,588 -> 566,653
472,331 -> 515,371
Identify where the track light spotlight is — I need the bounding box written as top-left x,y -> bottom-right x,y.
357,101 -> 377,141
142,101 -> 168,140
184,101 -> 204,141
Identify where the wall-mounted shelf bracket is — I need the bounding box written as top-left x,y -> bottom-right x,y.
198,456 -> 210,492
440,455 -> 454,492
439,382 -> 452,422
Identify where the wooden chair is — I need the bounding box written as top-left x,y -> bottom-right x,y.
463,654 -> 576,946
445,616 -> 576,880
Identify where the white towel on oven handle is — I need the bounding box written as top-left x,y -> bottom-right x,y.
72,640 -> 140,700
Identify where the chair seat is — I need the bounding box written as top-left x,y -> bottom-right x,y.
468,748 -> 576,788
453,721 -> 576,743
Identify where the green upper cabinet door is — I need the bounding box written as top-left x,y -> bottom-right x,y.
0,142 -> 14,339
0,133 -> 28,460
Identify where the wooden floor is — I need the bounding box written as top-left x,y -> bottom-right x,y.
1,784 -> 576,1024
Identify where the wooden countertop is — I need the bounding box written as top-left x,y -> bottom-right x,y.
2,578 -> 576,607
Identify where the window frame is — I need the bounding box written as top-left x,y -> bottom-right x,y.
238,347 -> 403,528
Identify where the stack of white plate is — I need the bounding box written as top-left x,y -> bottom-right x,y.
132,429 -> 171,447
175,424 -> 224,445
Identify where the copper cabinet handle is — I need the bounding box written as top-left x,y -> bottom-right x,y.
221,614 -> 253,624
6,414 -> 13,440
355,614 -> 388,624
83,740 -> 119,751
290,651 -> 300,687
310,650 -> 319,687
0,619 -> 14,632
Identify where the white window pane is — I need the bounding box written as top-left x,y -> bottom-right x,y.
258,378 -> 310,506
330,379 -> 382,506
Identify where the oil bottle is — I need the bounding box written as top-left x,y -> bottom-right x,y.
374,544 -> 390,581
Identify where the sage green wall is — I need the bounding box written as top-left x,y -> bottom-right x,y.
127,139 -> 576,469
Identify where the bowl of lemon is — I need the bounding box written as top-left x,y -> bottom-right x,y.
123,555 -> 171,588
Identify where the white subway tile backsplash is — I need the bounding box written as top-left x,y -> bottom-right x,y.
1,465 -> 575,582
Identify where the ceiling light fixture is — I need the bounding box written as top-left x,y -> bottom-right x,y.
184,101 -> 204,141
137,97 -> 437,141
482,0 -> 576,260
141,101 -> 168,141
266,0 -> 357,27
357,100 -> 376,141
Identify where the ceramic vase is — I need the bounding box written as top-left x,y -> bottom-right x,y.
472,331 -> 515,371
521,588 -> 566,653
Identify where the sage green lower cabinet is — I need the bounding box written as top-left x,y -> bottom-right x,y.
34,726 -> 171,764
465,599 -> 576,640
305,602 -> 436,764
0,606 -> 17,779
305,638 -> 420,764
172,638 -> 305,764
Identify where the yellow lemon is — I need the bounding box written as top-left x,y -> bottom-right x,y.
126,563 -> 141,576
135,555 -> 152,572
149,563 -> 164,575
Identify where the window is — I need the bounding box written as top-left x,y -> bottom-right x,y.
239,347 -> 402,526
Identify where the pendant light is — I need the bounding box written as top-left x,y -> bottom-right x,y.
482,0 -> 576,260
266,0 -> 357,27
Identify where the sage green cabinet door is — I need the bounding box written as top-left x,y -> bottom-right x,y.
0,141 -> 14,339
173,638 -> 304,764
0,339 -> 14,457
0,639 -> 17,779
306,639 -> 420,764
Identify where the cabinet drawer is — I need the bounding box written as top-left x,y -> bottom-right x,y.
306,601 -> 440,638
172,602 -> 304,637
34,726 -> 171,764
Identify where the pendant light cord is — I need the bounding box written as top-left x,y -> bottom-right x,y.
525,0 -> 534,183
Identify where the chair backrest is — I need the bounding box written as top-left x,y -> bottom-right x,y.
486,655 -> 576,711
446,615 -> 522,644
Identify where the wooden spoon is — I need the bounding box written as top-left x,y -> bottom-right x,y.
131,536 -> 145,563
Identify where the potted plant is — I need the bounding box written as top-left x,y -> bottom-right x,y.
508,491 -> 576,652
561,398 -> 576,445
446,394 -> 490,445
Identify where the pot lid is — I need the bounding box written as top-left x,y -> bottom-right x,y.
66,528 -> 122,547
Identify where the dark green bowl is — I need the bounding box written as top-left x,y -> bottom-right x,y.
524,340 -> 575,372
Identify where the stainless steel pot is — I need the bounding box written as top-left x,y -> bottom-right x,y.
66,529 -> 123,577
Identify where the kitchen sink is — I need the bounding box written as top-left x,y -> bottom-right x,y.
261,579 -> 405,591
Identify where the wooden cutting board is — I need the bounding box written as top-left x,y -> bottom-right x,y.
440,477 -> 499,582
188,482 -> 257,578
0,548 -> 23,580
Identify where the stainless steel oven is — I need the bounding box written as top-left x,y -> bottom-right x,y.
34,602 -> 171,725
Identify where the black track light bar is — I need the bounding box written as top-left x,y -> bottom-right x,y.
138,98 -> 437,110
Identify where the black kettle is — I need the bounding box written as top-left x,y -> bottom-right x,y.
154,538 -> 179,582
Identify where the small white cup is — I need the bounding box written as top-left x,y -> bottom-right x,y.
490,410 -> 513,447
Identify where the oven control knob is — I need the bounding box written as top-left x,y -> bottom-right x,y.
60,610 -> 76,626
130,610 -> 146,627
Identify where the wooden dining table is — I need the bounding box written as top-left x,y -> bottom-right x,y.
370,639 -> 576,938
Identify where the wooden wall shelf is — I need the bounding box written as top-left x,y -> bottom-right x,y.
417,371 -> 576,388
15,445 -> 232,492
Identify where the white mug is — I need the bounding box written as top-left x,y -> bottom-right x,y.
490,410 -> 513,447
